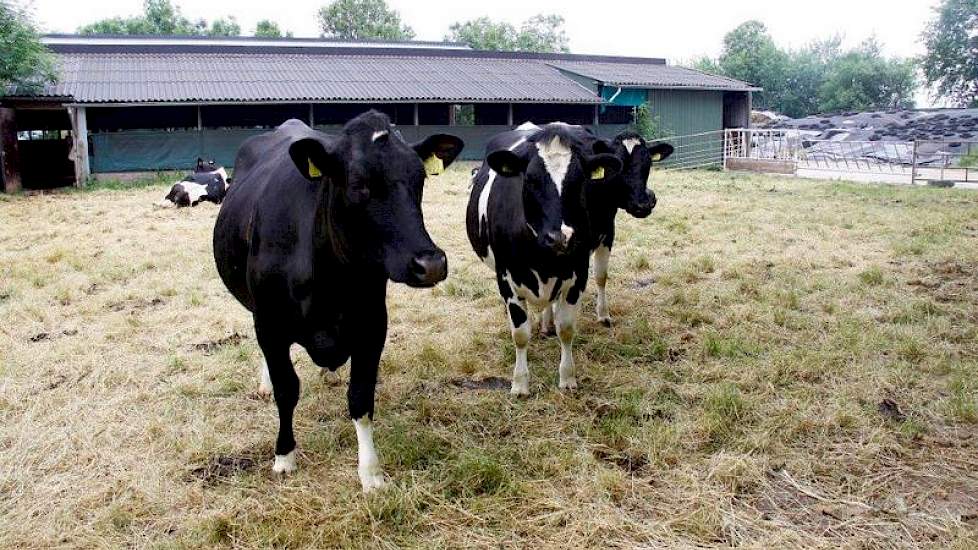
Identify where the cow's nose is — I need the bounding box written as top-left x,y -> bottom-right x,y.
542,231 -> 569,255
410,251 -> 448,286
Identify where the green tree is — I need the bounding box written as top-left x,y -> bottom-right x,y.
206,16 -> 240,37
446,17 -> 516,50
779,37 -> 842,117
77,0 -> 236,37
1,2 -> 56,95
514,15 -> 569,53
317,0 -> 414,40
817,39 -> 916,112
445,14 -> 569,53
689,21 -> 917,116
715,21 -> 790,113
921,0 -> 978,107
254,19 -> 292,38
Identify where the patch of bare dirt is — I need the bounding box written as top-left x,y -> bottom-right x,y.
450,376 -> 510,391
186,455 -> 256,484
193,332 -> 249,355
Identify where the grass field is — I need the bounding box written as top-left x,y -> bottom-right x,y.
1,166 -> 977,548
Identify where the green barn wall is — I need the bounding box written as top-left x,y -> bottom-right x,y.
646,89 -> 724,137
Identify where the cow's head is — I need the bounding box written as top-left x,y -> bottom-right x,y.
194,158 -> 219,173
608,132 -> 673,218
284,112 -> 463,287
487,123 -> 622,256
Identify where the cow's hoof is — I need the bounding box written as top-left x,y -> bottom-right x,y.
598,316 -> 613,328
510,382 -> 530,397
272,451 -> 297,474
359,468 -> 387,493
257,383 -> 273,399
559,378 -> 579,391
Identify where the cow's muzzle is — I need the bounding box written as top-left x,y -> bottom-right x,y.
625,190 -> 657,218
408,250 -> 448,287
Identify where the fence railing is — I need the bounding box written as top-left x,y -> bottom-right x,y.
645,128 -> 977,187
911,140 -> 978,185
649,130 -> 725,171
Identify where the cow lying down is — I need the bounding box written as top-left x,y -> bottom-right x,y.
157,158 -> 230,207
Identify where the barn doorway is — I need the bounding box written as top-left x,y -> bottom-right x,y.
15,108 -> 76,190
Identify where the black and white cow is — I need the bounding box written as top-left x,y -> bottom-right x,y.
545,131 -> 673,330
159,158 -> 231,207
213,112 -> 462,491
466,122 -> 622,395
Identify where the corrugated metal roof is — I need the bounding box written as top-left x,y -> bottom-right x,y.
43,52 -> 603,104
550,61 -> 760,91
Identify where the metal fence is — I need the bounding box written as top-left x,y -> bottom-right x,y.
649,130 -> 725,171
911,140 -> 978,185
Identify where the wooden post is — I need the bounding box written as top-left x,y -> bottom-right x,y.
448,104 -> 456,126
308,104 -> 314,126
68,106 -> 91,186
593,104 -> 599,126
413,103 -> 419,126
0,108 -> 23,193
507,103 -> 514,126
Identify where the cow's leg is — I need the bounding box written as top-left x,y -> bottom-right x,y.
256,326 -> 300,474
540,303 -> 555,337
257,358 -> 273,398
555,297 -> 580,390
348,302 -> 387,492
593,244 -> 613,327
349,362 -> 384,491
508,298 -> 531,396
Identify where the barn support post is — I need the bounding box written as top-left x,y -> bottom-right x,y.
448,104 -> 456,126
507,103 -> 514,126
412,104 -> 419,126
0,107 -> 23,193
68,106 -> 91,186
593,104 -> 599,126
308,104 -> 314,126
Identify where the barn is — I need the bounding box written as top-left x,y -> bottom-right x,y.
0,34 -> 757,191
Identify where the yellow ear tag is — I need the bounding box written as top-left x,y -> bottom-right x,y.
307,158 -> 322,178
651,153 -> 662,162
591,166 -> 605,180
424,155 -> 444,176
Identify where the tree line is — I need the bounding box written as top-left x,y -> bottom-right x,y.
690,21 -> 917,118
3,0 -> 977,114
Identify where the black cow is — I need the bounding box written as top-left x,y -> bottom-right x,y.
465,122 -> 622,395
159,158 -> 230,207
213,112 -> 462,491
545,131 -> 673,330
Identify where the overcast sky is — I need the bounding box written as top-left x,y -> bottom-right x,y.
28,0 -> 944,103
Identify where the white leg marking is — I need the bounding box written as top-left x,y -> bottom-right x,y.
593,245 -> 612,326
555,298 -> 580,390
257,358 -> 273,397
272,449 -> 297,474
509,300 -> 531,396
540,303 -> 554,336
354,417 -> 385,492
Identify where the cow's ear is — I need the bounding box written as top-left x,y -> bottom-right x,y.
289,138 -> 339,182
586,153 -> 622,181
648,143 -> 674,163
413,134 -> 464,176
487,150 -> 528,177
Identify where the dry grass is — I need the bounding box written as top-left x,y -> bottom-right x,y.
1,167 -> 977,548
